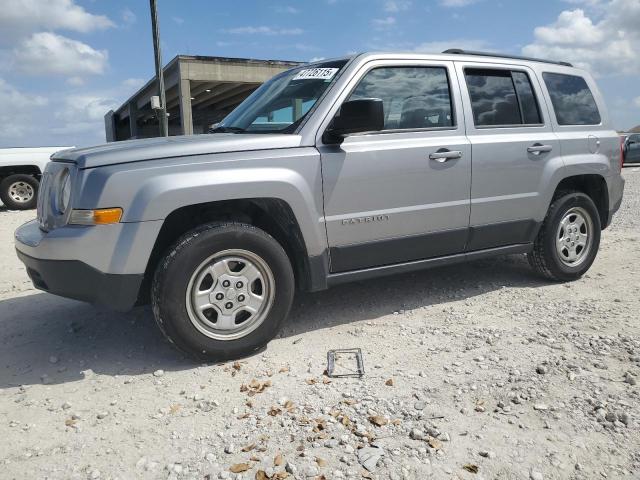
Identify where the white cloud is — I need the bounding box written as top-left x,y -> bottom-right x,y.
121,8 -> 136,27
172,16 -> 185,25
0,0 -> 113,42
274,5 -> 300,14
43,80 -> 146,144
372,16 -> 396,29
52,94 -> 118,136
14,32 -> 108,76
384,1 -> 411,12
0,1 -> 115,145
0,77 -> 48,109
634,97 -> 640,109
0,77 -> 48,140
562,0 -> 602,5
66,76 -> 85,86
605,0 -> 640,33
533,9 -> 603,47
439,0 -> 478,7
523,0 -> 640,76
58,95 -> 118,122
26,86 -> 132,142
223,26 -> 304,35
122,78 -> 146,90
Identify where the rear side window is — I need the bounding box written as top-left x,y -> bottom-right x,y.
348,66 -> 454,131
543,73 -> 601,125
465,68 -> 542,127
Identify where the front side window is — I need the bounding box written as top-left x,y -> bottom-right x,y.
465,68 -> 542,127
543,73 -> 601,126
347,66 -> 454,130
215,60 -> 348,133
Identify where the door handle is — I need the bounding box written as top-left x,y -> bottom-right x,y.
429,149 -> 462,162
527,144 -> 553,154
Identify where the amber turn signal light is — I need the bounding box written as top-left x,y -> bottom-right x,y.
69,208 -> 123,225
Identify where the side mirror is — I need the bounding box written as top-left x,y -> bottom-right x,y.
324,98 -> 384,143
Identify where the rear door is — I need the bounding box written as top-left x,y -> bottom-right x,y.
455,62 -> 563,250
317,60 -> 471,272
540,70 -> 619,167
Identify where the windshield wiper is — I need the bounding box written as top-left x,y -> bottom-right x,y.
209,125 -> 246,134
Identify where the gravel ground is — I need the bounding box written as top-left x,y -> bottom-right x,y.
1,168 -> 639,480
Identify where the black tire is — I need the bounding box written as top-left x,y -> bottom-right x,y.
0,174 -> 39,210
528,190 -> 601,281
151,222 -> 295,361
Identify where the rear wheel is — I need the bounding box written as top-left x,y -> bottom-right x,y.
151,222 -> 295,361
528,191 -> 601,281
0,174 -> 39,210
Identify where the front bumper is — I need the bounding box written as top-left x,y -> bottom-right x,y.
17,250 -> 142,311
14,219 -> 161,311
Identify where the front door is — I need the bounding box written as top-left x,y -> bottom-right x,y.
454,62 -> 563,250
318,61 -> 472,272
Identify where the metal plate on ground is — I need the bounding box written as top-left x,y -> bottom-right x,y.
326,348 -> 365,378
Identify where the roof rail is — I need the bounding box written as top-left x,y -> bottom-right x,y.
442,49 -> 573,67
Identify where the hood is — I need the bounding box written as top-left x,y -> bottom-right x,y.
52,133 -> 303,169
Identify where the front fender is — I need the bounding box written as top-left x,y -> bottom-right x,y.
77,147 -> 328,257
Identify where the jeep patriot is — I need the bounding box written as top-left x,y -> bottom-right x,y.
15,50 -> 625,360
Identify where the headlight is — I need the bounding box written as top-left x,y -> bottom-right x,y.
58,168 -> 71,213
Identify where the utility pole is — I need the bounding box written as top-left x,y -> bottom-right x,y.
150,0 -> 168,136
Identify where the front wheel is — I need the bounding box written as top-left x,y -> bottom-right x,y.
0,174 -> 39,210
151,222 -> 295,361
528,191 -> 601,281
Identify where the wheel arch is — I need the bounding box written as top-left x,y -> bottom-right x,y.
140,198 -> 328,304
552,174 -> 609,229
0,165 -> 42,179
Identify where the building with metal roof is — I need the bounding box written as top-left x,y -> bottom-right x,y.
104,55 -> 301,142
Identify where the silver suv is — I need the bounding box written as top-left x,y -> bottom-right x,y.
15,50 -> 625,360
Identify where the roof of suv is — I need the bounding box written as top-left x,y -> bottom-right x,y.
441,49 -> 572,67
317,50 -> 579,72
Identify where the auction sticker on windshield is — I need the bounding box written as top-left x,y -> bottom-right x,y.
293,68 -> 338,81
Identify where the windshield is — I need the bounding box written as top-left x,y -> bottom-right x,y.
213,59 -> 348,134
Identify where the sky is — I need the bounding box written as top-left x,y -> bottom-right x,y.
0,0 -> 638,148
